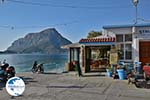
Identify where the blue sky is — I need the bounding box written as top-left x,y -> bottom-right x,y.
0,0 -> 149,51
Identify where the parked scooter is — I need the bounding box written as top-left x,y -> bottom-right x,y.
32,63 -> 44,74
37,63 -> 44,73
0,64 -> 15,82
6,66 -> 15,79
0,69 -> 7,82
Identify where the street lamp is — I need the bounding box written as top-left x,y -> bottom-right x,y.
133,0 -> 139,24
132,0 -> 139,63
1,0 -> 4,3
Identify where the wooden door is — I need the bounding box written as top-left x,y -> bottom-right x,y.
139,41 -> 150,66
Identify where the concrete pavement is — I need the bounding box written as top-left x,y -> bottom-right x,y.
0,72 -> 150,100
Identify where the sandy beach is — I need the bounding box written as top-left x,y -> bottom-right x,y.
0,72 -> 150,100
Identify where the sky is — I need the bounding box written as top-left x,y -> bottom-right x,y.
0,0 -> 149,51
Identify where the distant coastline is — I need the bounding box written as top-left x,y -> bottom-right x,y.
0,51 -> 68,56
0,50 -> 16,54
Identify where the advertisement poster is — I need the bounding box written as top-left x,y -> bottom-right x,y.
109,52 -> 118,65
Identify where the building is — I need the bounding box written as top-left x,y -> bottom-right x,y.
62,24 -> 150,73
103,24 -> 150,66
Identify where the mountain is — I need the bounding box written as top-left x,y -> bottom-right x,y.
6,28 -> 72,54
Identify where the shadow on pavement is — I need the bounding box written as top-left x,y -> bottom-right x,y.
43,72 -> 62,75
0,82 -> 5,90
46,85 -> 84,89
82,73 -> 106,77
19,76 -> 38,84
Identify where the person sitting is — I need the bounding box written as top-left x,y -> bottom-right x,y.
32,61 -> 37,70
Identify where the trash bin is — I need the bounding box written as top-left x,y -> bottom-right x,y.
117,69 -> 127,80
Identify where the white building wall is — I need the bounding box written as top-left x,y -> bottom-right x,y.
132,36 -> 139,62
133,27 -> 150,62
104,26 -> 150,62
104,27 -> 132,34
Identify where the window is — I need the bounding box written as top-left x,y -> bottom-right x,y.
125,44 -> 132,51
125,44 -> 132,59
116,34 -> 132,60
116,35 -> 123,42
91,49 -> 97,60
125,34 -> 132,42
125,51 -> 132,59
91,46 -> 110,60
117,44 -> 124,59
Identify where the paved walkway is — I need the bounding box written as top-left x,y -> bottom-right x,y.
0,72 -> 150,100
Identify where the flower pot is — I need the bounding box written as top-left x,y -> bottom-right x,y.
117,69 -> 127,80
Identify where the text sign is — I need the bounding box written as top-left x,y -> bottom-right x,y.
139,30 -> 150,34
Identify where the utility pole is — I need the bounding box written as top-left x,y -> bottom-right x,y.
133,0 -> 139,24
132,0 -> 139,63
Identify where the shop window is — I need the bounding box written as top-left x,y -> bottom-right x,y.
91,46 -> 110,60
125,44 -> 132,51
125,51 -> 132,59
91,49 -> 97,60
125,34 -> 132,42
125,44 -> 132,59
119,44 -> 124,59
116,34 -> 132,60
116,35 -> 123,42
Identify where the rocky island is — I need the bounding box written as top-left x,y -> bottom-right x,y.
4,28 -> 72,54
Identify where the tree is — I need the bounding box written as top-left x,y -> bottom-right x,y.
87,31 -> 102,38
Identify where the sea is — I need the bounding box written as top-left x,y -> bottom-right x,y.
0,54 -> 68,73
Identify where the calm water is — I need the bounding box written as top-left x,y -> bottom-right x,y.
0,54 -> 68,73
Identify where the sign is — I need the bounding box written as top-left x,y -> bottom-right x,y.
139,30 -> 150,34
110,52 -> 118,65
109,45 -> 118,64
6,77 -> 25,97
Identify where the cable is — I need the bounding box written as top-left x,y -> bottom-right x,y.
0,25 -> 13,29
7,0 -> 132,9
0,20 -> 81,29
138,18 -> 150,22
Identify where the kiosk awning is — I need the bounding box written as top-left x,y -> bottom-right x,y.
79,37 -> 116,46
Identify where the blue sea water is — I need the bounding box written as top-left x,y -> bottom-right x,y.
0,54 -> 68,73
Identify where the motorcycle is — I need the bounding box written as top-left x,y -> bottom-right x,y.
0,70 -> 7,82
32,63 -> 44,74
32,66 -> 38,73
0,65 -> 15,83
6,66 -> 15,79
143,64 -> 150,81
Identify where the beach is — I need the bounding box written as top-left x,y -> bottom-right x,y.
0,72 -> 150,100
